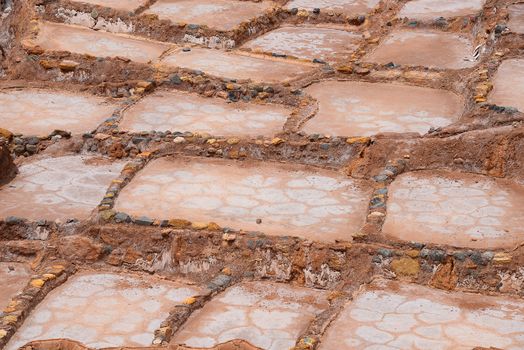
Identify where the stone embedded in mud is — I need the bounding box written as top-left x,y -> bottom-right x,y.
398,0 -> 486,20
0,155 -> 125,221
241,26 -> 361,63
319,278 -> 524,349
145,0 -> 273,31
364,30 -> 477,69
5,272 -> 203,350
171,281 -> 329,350
301,81 -> 463,137
114,157 -> 373,242
488,59 -> 524,112
160,48 -> 316,83
119,90 -> 290,137
27,22 -> 171,64
390,257 -> 420,277
383,170 -> 524,249
0,89 -> 119,136
285,0 -> 380,16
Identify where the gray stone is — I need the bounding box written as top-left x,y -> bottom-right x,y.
5,216 -> 24,225
481,251 -> 494,263
453,251 -> 467,261
25,136 -> 40,145
207,274 -> 232,290
373,174 -> 388,182
469,251 -> 484,265
13,137 -> 24,145
25,144 -> 38,153
134,216 -> 153,226
375,188 -> 388,195
115,212 -> 131,223
169,74 -> 182,85
377,248 -> 393,258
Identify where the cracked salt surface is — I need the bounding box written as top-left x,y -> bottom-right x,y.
383,170 -> 524,249
5,272 -> 202,350
319,278 -> 524,350
115,157 -> 372,242
172,281 -> 329,350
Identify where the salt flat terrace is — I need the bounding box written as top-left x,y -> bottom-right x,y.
114,157 -> 372,242
0,89 -> 118,136
161,48 -> 315,83
364,30 -> 477,69
0,155 -> 124,221
242,25 -> 361,63
6,271 -> 202,350
145,0 -> 274,31
508,3 -> 524,34
26,22 -> 171,63
0,262 -> 31,312
383,170 -> 524,249
319,278 -> 524,350
69,0 -> 147,12
301,81 -> 463,137
398,0 -> 486,20
119,91 -> 290,137
285,0 -> 380,16
171,281 -> 329,350
488,59 -> 524,112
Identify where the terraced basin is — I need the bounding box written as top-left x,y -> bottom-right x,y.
319,278 -> 524,349
26,22 -> 171,63
172,281 -> 329,350
161,48 -> 315,83
145,0 -> 273,31
0,89 -> 118,136
508,3 -> 524,34
119,91 -> 290,137
114,157 -> 372,242
302,81 -> 463,136
488,59 -> 524,112
364,30 -> 477,69
383,170 -> 524,249
285,0 -> 380,16
242,25 -> 361,63
0,155 -> 124,221
70,0 -> 147,12
398,0 -> 486,20
5,271 -> 203,350
0,262 -> 31,312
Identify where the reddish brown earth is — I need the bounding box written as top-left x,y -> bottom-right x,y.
0,144 -> 17,185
